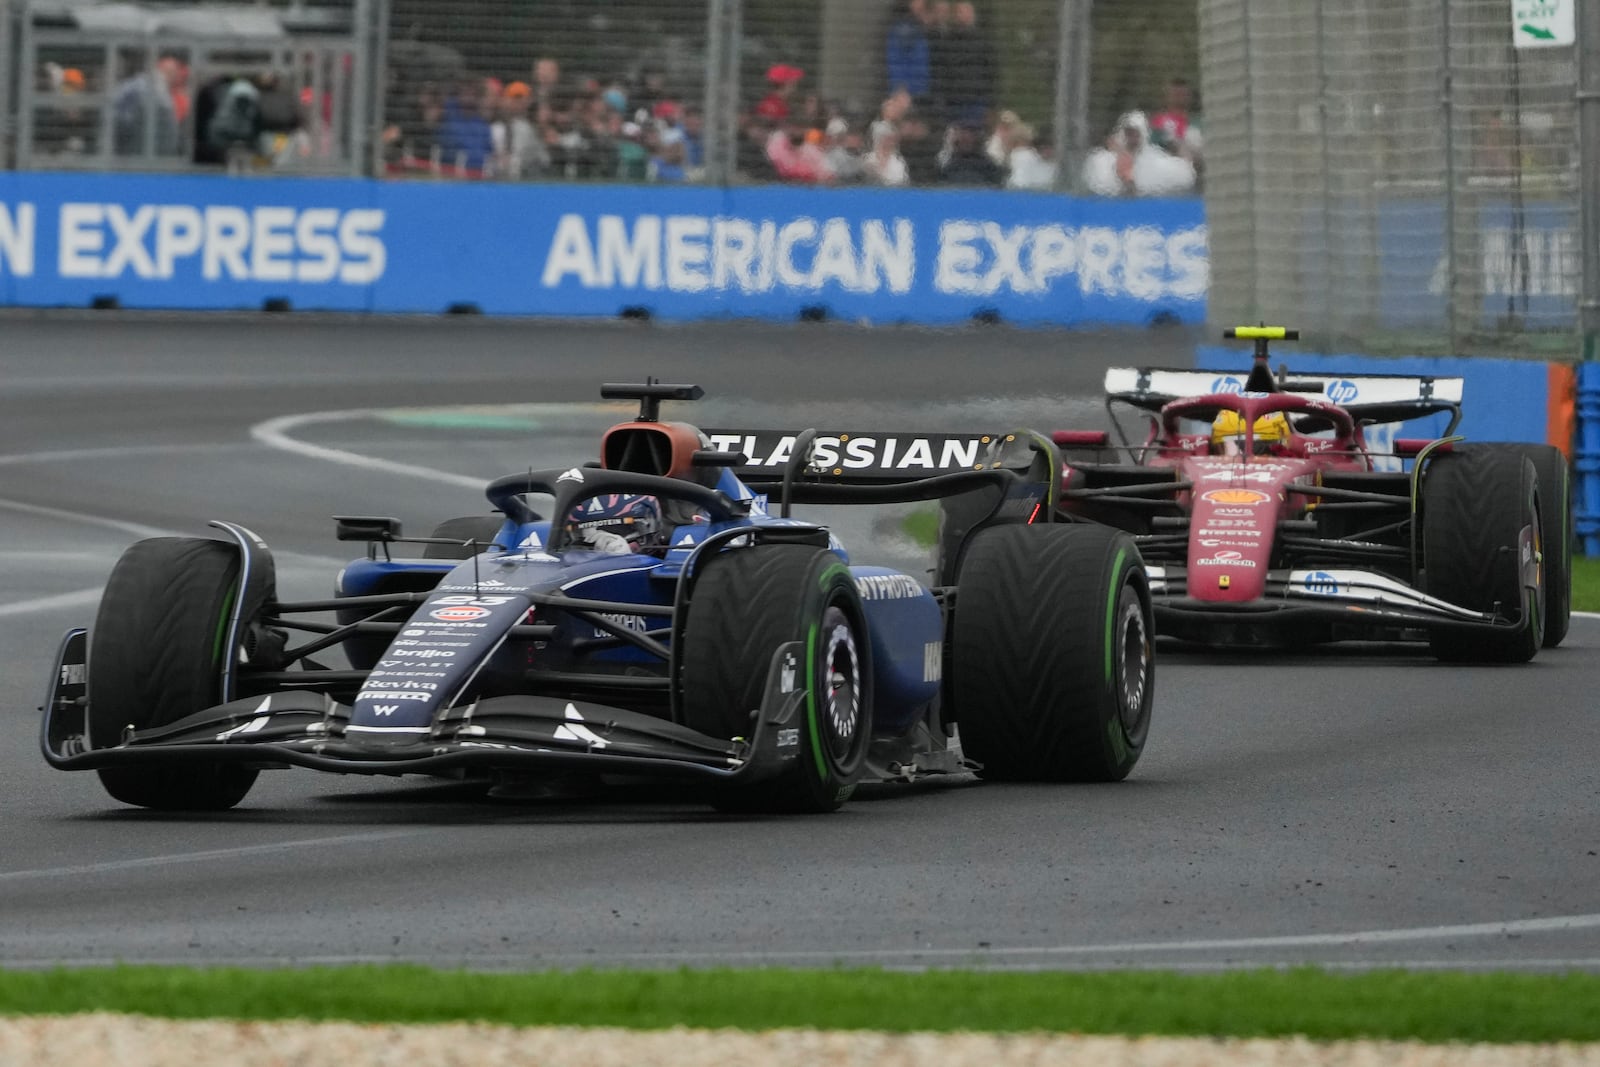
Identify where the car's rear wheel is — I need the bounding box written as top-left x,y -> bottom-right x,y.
951,523 -> 1153,781
88,537 -> 261,810
1423,447 -> 1543,663
679,545 -> 872,813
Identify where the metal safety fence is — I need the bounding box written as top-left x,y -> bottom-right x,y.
0,0 -> 1590,359
1200,0 -> 1584,353
0,0 -> 1203,193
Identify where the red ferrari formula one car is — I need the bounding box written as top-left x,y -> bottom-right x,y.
1046,326 -> 1571,661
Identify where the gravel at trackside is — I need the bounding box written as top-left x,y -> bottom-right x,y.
1,1016 -> 1599,1067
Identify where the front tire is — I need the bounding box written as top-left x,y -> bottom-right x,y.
1462,444 -> 1571,648
89,537 -> 261,810
679,545 -> 872,813
951,523 -> 1153,781
1423,447 -> 1543,663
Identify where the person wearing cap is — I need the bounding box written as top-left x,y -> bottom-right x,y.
823,117 -> 865,183
755,64 -> 804,122
492,80 -> 547,179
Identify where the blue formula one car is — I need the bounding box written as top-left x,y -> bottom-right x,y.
41,382 -> 1154,813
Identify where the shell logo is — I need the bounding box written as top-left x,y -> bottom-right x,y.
431,605 -> 490,622
1201,488 -> 1270,506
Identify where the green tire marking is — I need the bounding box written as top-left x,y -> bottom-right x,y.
804,620 -> 828,781
212,583 -> 238,668
817,561 -> 850,590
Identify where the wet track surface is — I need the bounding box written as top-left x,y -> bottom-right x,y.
1,316 -> 1597,971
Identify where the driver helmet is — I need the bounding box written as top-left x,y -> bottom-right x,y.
566,493 -> 664,553
1212,410 -> 1291,456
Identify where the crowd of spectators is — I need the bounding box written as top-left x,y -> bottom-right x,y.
383,58 -> 704,182
39,55 -> 342,170
39,5 -> 1201,196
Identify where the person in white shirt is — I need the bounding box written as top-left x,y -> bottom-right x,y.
1081,110 -> 1195,197
1004,123 -> 1054,190
865,124 -> 909,186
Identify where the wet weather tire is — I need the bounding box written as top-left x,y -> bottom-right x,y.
88,537 -> 260,810
1423,447 -> 1543,663
951,524 -> 1153,781
1462,444 -> 1571,648
680,545 -> 872,813
424,516 -> 507,559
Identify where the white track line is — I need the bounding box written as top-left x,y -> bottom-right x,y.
0,495 -> 346,571
0,830 -> 427,883
0,442 -> 258,467
252,410 -> 488,489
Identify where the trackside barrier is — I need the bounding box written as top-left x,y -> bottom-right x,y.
0,172 -> 1206,326
1194,347 -> 1576,473
1577,361 -> 1600,556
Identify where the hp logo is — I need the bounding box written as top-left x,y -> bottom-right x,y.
1325,379 -> 1358,404
1210,376 -> 1245,394
1304,572 -> 1339,595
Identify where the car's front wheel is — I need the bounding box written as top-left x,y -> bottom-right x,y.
89,537 -> 262,810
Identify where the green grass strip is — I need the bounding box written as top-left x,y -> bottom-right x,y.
1572,556 -> 1600,613
1,966 -> 1598,1042
900,508 -> 939,549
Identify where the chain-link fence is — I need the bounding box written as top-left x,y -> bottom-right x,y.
0,0 -> 1204,193
1201,0 -> 1581,354
0,0 -> 1588,357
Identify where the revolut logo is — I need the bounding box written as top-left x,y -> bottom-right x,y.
0,202 -> 386,283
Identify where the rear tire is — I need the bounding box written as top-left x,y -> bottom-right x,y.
680,545 -> 872,813
951,524 -> 1153,781
1423,448 -> 1543,663
89,537 -> 261,810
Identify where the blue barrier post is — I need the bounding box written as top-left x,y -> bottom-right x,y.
1576,361 -> 1600,556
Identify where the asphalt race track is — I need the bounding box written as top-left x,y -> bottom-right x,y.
1,315 -> 1597,972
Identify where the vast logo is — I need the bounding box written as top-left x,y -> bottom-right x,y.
1210,376 -> 1245,394
1325,379 -> 1359,404
1304,571 -> 1340,595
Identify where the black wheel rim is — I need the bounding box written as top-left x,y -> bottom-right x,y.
819,605 -> 860,763
1116,594 -> 1151,736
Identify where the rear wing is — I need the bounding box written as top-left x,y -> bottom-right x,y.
703,429 -> 1018,481
1103,367 -> 1464,430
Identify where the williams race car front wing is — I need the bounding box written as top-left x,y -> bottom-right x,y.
40,629 -> 807,785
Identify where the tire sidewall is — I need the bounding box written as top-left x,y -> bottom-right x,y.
800,563 -> 872,806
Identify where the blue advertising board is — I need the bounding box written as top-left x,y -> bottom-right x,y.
0,171 -> 1206,326
1195,346 -> 1553,457
1301,197 -> 1577,331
